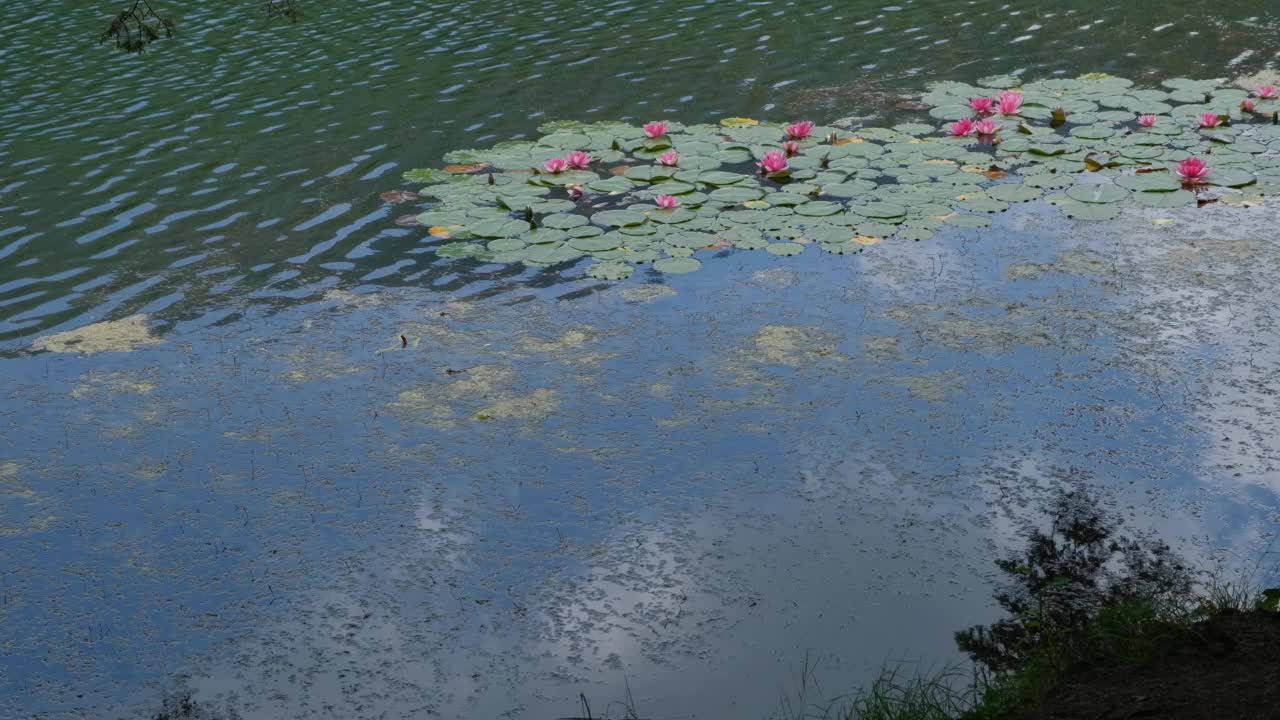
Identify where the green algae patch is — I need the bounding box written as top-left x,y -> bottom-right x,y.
69,371 -> 158,399
474,389 -> 561,424
32,315 -> 162,355
748,325 -> 844,366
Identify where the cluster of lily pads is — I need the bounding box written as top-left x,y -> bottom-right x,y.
403,74 -> 1280,279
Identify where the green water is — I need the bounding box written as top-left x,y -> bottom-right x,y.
1,0 -> 1276,345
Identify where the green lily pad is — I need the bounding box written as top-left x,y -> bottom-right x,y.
707,186 -> 766,203
1115,173 -> 1181,191
624,166 -> 676,183
1065,183 -> 1129,203
543,214 -> 589,230
592,210 -> 648,227
665,231 -> 717,248
649,208 -> 696,224
794,201 -> 842,217
765,242 -> 805,256
858,202 -> 907,219
897,226 -> 937,242
987,184 -> 1042,203
1059,201 -> 1123,220
588,176 -> 635,193
822,181 -> 877,198
487,238 -> 526,253
1208,168 -> 1255,187
947,215 -> 992,228
568,235 -> 622,252
1130,189 -> 1196,208
698,170 -> 748,186
1024,174 -> 1075,189
436,242 -> 484,257
585,262 -> 635,280
472,218 -> 532,238
533,244 -> 585,264
1070,125 -> 1117,140
653,257 -> 702,274
820,241 -> 862,254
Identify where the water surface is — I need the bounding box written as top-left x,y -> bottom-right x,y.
2,1 -> 1280,718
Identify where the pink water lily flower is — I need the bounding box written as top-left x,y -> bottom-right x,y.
655,194 -> 679,209
643,121 -> 668,138
566,151 -> 592,170
970,97 -> 995,114
997,91 -> 1023,115
949,117 -> 976,137
657,151 -> 679,167
1257,85 -> 1278,99
1138,114 -> 1157,127
543,157 -> 568,173
975,120 -> 997,136
1241,98 -> 1257,112
1175,157 -> 1210,184
785,120 -> 815,139
782,140 -> 800,156
1198,112 -> 1222,128
759,150 -> 788,174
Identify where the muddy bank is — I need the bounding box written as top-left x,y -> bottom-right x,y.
1001,610 -> 1280,720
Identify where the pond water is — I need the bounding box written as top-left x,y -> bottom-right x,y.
2,1 -> 1280,718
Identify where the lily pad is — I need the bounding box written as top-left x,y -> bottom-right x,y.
1208,168 -> 1255,188
649,208 -> 696,224
987,184 -> 1042,203
708,186 -> 766,203
472,218 -> 532,238
592,210 -> 649,227
1065,183 -> 1129,203
794,201 -> 843,217
653,257 -> 702,274
857,202 -> 907,219
765,242 -> 805,256
1115,173 -> 1181,191
585,262 -> 634,280
1130,189 -> 1196,208
543,214 -> 589,230
1059,201 -> 1123,220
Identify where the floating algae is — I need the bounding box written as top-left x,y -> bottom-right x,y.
31,315 -> 162,355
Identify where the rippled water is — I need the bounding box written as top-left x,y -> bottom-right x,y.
2,0 -> 1279,344
4,2 -> 1280,719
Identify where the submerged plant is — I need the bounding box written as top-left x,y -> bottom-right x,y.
263,0 -> 304,21
100,0 -> 175,54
